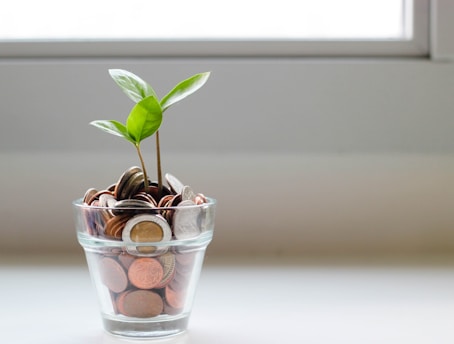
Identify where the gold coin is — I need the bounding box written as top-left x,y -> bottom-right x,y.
122,214 -> 172,256
130,221 -> 164,242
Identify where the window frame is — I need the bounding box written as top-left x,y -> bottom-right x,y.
0,0 -> 430,58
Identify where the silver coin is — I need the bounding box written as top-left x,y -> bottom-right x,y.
97,193 -> 117,219
181,185 -> 196,202
165,173 -> 185,195
172,200 -> 201,240
98,193 -> 117,208
156,252 -> 176,288
122,214 -> 172,256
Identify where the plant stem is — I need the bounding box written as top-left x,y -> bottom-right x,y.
135,143 -> 149,193
155,130 -> 163,199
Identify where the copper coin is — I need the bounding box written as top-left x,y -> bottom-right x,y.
157,194 -> 174,208
85,189 -> 115,207
128,258 -> 164,289
165,286 -> 185,309
118,253 -> 136,269
146,185 -> 161,203
123,171 -> 145,199
88,207 -> 108,236
194,193 -> 207,205
144,183 -> 172,202
163,194 -> 181,226
83,188 -> 98,204
82,207 -> 100,236
116,290 -> 163,318
168,272 -> 187,292
114,166 -> 141,200
163,303 -> 181,316
159,198 -> 173,222
106,183 -> 116,192
169,194 -> 182,207
99,257 -> 128,293
116,290 -> 129,313
133,192 -> 158,206
104,214 -> 130,239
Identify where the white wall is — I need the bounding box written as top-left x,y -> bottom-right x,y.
1,58 -> 454,256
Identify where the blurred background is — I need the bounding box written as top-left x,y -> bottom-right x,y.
1,0 -> 454,258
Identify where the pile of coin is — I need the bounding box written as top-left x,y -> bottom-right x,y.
99,250 -> 196,318
81,166 -> 210,319
82,166 -> 209,244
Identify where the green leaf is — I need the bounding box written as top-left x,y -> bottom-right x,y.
126,96 -> 162,143
160,72 -> 210,112
90,120 -> 135,144
109,69 -> 158,103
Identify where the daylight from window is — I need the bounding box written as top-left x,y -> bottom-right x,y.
1,0 -> 407,40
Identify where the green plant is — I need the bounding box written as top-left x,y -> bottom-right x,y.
91,69 -> 210,197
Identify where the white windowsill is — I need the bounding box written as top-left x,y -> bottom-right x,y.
2,254 -> 454,344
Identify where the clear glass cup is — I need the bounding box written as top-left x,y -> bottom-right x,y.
73,198 -> 216,338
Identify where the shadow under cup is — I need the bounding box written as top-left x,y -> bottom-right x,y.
73,198 -> 216,338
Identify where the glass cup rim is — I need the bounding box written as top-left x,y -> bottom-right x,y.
72,196 -> 216,211
74,197 -> 215,247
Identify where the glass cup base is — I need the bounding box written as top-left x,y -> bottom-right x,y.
102,313 -> 189,338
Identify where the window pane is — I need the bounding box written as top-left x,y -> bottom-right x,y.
1,0 -> 407,40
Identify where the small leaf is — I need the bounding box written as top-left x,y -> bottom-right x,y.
90,120 -> 135,144
160,72 -> 210,112
109,69 -> 158,103
126,96 -> 163,143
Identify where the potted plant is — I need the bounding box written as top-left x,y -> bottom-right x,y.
72,69 -> 216,338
